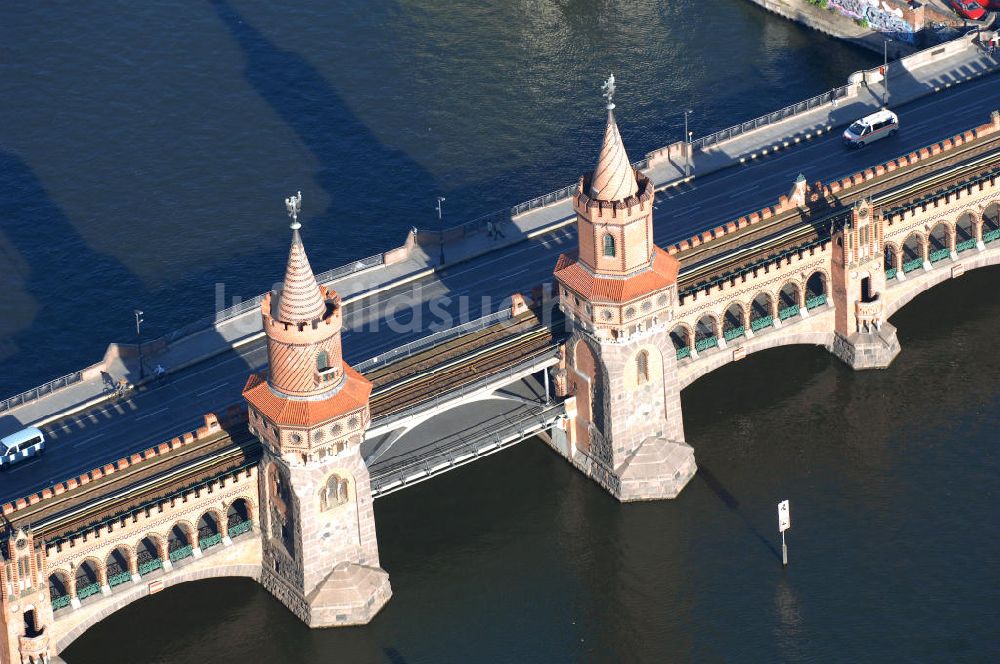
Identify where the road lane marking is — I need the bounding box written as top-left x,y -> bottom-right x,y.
196,382 -> 230,397
72,433 -> 105,449
135,407 -> 168,421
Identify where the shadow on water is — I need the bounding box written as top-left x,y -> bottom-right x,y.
697,463 -> 782,561
208,0 -> 443,244
0,150 -> 152,394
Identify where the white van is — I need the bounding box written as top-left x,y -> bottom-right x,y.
843,109 -> 899,148
0,427 -> 46,469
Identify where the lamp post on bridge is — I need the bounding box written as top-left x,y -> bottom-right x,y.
436,196 -> 446,266
882,40 -> 889,107
134,309 -> 144,380
684,109 -> 694,177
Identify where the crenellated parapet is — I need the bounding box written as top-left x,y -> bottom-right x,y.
0,409 -> 263,663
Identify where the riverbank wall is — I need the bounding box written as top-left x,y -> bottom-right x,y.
743,0 -> 928,57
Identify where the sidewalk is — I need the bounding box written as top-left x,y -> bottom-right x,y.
3,34 -> 998,435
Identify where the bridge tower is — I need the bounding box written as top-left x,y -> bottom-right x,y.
0,528 -> 54,663
830,198 -> 901,369
243,198 -> 391,627
551,76 -> 696,501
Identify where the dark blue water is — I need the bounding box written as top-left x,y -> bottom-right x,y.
0,0 -> 877,395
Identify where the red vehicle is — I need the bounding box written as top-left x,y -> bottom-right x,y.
981,0 -> 1000,9
949,0 -> 987,20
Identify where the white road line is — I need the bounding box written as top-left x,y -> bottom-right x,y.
72,433 -> 105,449
196,382 -> 230,397
135,407 -> 168,421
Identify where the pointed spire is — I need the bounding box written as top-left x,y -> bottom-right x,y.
590,74 -> 638,202
277,192 -> 327,323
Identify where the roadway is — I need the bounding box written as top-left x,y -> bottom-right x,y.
3,73 -> 999,505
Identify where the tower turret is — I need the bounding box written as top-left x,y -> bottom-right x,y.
244,192 -> 390,627
551,76 -> 695,502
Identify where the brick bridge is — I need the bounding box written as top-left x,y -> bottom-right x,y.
2,94 -> 1000,663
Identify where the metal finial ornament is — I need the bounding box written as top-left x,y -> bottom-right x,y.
601,73 -> 616,111
285,190 -> 302,230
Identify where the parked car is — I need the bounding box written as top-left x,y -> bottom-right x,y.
843,109 -> 899,148
949,0 -> 987,20
0,427 -> 46,469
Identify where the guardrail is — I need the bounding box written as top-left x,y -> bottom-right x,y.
355,308 -> 513,373
692,85 -> 851,150
0,371 -> 84,414
211,252 -> 385,326
371,401 -> 564,493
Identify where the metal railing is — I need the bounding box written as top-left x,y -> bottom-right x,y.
371,402 -> 564,491
354,309 -> 513,373
0,371 -> 84,414
692,85 -> 850,151
211,253 -> 385,326
370,347 -> 559,431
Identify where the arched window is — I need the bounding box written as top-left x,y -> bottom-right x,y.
316,350 -> 329,372
320,475 -> 350,511
636,351 -> 649,385
603,233 -> 616,257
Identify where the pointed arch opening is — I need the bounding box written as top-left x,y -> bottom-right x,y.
723,303 -> 746,342
636,351 -> 650,385
956,212 -> 977,253
983,203 -> 1000,244
603,233 -> 616,257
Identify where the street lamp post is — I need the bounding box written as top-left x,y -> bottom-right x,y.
883,40 -> 889,107
134,309 -> 144,380
436,196 -> 446,265
684,109 -> 694,177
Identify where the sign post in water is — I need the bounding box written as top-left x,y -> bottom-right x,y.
778,500 -> 791,566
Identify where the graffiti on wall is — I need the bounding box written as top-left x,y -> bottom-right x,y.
829,0 -> 915,43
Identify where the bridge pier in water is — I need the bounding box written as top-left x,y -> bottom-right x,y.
550,81 -> 696,502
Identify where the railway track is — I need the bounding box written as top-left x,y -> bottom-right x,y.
369,322 -> 560,420
675,129 -> 1000,296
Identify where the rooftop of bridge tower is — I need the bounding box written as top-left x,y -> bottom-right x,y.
275,225 -> 329,323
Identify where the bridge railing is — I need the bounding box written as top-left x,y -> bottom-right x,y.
370,401 -> 564,490
691,85 -> 851,151
370,347 -> 560,431
0,371 -> 85,414
354,309 -> 514,373
210,252 -> 385,326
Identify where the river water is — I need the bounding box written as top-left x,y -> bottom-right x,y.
6,0 -> 997,662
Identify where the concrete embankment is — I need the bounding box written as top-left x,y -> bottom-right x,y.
743,0 -> 919,57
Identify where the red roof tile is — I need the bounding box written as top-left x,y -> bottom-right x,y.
243,364 -> 371,427
554,247 -> 679,303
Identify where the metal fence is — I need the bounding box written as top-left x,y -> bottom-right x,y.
354,309 -> 513,373
692,85 -> 851,150
0,371 -> 84,414
211,252 -> 385,327
370,401 -> 564,492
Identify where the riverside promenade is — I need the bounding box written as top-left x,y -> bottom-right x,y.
1,32 -> 997,439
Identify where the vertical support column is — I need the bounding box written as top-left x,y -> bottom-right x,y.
921,234 -> 931,270
128,549 -> 140,583
949,226 -> 958,260
770,295 -> 782,328
894,246 -> 904,280
976,214 -> 986,250
156,538 -> 172,572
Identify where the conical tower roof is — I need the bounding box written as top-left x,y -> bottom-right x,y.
276,227 -> 327,323
590,108 -> 638,202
